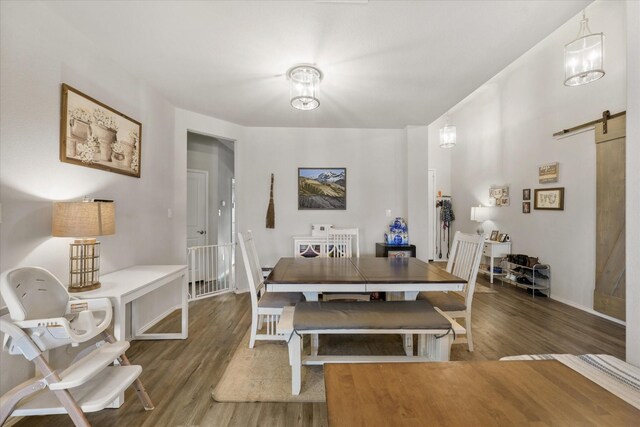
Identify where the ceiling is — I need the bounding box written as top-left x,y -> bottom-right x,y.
46,1 -> 591,129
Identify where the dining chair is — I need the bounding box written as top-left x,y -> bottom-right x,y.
418,231 -> 484,351
238,231 -> 303,348
323,228 -> 369,302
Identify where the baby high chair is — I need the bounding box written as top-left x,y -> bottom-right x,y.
0,266 -> 154,426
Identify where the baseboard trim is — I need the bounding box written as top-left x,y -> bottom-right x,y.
137,304 -> 182,334
550,295 -> 626,326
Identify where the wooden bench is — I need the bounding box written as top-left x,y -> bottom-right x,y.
277,300 -> 465,395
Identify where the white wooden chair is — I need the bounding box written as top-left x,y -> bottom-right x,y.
0,267 -> 153,426
418,231 -> 484,351
323,228 -> 369,302
238,231 -> 303,348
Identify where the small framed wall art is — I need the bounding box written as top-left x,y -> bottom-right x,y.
538,162 -> 559,184
523,188 -> 531,200
522,202 -> 531,214
489,185 -> 510,207
534,187 -> 565,210
60,84 -> 142,177
298,168 -> 346,210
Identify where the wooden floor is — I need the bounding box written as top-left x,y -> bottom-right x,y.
11,274 -> 625,427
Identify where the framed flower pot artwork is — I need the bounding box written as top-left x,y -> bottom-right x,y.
534,188 -> 565,210
60,84 -> 142,177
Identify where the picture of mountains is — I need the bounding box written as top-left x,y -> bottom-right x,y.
298,168 -> 346,210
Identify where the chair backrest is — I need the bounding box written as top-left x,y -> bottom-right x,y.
445,232 -> 484,309
237,231 -> 264,308
327,228 -> 360,258
0,267 -> 69,321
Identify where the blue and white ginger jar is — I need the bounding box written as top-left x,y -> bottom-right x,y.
386,217 -> 409,245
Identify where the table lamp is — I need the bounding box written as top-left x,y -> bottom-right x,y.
52,199 -> 115,292
470,206 -> 490,237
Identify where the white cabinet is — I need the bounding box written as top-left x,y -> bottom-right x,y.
478,241 -> 511,283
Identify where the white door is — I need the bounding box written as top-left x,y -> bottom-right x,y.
187,169 -> 208,248
427,169 -> 436,261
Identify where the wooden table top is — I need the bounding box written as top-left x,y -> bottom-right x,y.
265,257 -> 464,285
325,361 -> 640,427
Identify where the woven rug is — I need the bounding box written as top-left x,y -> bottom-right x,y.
472,283 -> 498,294
212,328 -> 406,403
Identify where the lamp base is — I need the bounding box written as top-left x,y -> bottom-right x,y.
68,282 -> 101,292
68,239 -> 102,292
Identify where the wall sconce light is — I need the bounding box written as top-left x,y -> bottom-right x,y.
564,10 -> 605,86
52,198 -> 115,292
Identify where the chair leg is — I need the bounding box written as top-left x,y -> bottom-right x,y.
32,356 -> 91,427
249,314 -> 258,349
466,312 -> 474,352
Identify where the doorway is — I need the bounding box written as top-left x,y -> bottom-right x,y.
186,132 -> 236,299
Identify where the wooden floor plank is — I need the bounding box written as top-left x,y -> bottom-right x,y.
8,273 -> 624,427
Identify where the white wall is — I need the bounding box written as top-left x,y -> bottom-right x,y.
428,1 -> 627,317
625,0 -> 640,366
0,1 -> 183,393
237,127 -> 407,273
406,126 -> 430,261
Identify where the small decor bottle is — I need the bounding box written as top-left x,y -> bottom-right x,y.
387,217 -> 409,245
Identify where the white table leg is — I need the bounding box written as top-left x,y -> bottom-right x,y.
403,291 -> 418,356
302,292 -> 320,356
490,255 -> 494,284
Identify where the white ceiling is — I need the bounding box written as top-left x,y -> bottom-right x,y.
46,1 -> 591,129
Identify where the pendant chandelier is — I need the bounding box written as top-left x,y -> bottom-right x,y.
287,64 -> 323,110
439,117 -> 456,148
564,10 -> 605,86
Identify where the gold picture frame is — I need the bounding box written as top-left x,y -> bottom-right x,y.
60,84 -> 142,178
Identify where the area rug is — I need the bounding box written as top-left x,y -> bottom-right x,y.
212,328 -> 407,403
212,329 -> 326,403
472,283 -> 498,294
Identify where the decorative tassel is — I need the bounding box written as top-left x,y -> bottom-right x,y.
266,173 -> 275,229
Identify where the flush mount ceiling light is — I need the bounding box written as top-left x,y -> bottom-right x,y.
439,117 -> 456,148
564,10 -> 605,87
286,64 -> 323,111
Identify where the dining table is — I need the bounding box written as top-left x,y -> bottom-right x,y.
264,257 -> 466,300
324,360 -> 640,426
264,257 -> 467,355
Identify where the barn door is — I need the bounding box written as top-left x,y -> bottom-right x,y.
594,113 -> 626,320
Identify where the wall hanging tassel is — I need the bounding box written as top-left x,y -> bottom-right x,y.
266,173 -> 275,229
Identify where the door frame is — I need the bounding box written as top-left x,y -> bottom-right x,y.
428,169 -> 437,261
187,168 -> 209,247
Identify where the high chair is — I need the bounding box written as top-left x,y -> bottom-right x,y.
0,266 -> 154,426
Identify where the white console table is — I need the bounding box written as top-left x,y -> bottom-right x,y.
77,265 -> 188,342
479,241 -> 511,284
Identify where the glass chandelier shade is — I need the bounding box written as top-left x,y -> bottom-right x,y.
287,64 -> 322,110
564,11 -> 605,87
439,123 -> 456,148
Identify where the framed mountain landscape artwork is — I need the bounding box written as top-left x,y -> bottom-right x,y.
298,168 -> 346,210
